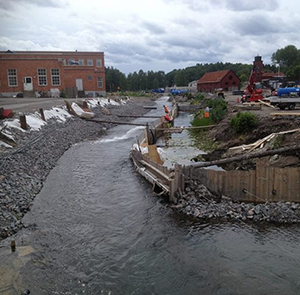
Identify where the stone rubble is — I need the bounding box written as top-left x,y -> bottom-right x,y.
0,98 -> 154,240
172,180 -> 300,224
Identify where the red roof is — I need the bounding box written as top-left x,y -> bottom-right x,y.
198,70 -> 231,84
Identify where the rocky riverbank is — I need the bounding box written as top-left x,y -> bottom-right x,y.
0,98 -> 155,240
172,180 -> 300,224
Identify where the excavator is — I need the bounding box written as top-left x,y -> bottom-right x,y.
242,69 -> 264,102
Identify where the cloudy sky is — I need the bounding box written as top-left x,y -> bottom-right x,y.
0,0 -> 299,74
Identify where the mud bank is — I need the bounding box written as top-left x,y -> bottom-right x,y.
0,98 -> 155,240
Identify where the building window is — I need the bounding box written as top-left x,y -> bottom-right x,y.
87,59 -> 93,66
96,59 -> 102,67
38,69 -> 47,86
8,69 -> 17,86
51,69 -> 60,86
97,77 -> 103,88
229,75 -> 233,80
87,75 -> 92,80
68,58 -> 75,65
78,59 -> 84,65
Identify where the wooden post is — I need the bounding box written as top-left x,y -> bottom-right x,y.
11,240 -> 16,252
82,101 -> 88,109
146,123 -> 151,145
19,114 -> 27,130
39,108 -> 46,121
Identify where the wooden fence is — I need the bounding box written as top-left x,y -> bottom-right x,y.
180,159 -> 300,203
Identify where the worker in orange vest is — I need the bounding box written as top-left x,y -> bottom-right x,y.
163,105 -> 169,114
205,106 -> 210,118
164,112 -> 173,127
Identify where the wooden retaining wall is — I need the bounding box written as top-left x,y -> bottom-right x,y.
180,159 -> 300,203
132,105 -> 182,201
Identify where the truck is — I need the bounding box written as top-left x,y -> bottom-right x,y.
169,89 -> 188,95
152,88 -> 165,93
267,87 -> 300,110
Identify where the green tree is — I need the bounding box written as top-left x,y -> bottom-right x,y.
272,45 -> 299,68
174,70 -> 186,86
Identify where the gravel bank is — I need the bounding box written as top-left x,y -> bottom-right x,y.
0,98 -> 155,240
172,180 -> 300,224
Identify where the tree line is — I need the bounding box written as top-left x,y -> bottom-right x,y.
106,45 -> 300,92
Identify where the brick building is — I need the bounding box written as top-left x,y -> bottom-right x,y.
197,70 -> 240,93
0,50 -> 106,98
251,55 -> 285,83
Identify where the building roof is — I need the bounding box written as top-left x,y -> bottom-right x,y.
198,70 -> 234,84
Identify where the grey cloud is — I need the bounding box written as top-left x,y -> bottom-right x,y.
104,42 -> 149,58
163,0 -> 212,11
142,21 -> 166,35
231,13 -> 290,36
0,0 -> 67,11
225,0 -> 279,11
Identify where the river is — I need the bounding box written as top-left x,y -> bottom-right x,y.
1,97 -> 300,294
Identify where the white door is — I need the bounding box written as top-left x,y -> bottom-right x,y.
76,79 -> 83,91
23,77 -> 33,91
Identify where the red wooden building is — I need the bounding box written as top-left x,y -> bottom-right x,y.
197,70 -> 240,93
0,50 -> 106,98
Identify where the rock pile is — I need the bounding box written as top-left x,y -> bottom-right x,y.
0,99 -> 154,240
172,180 -> 300,224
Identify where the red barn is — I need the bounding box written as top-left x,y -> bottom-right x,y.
0,50 -> 106,98
197,70 -> 240,93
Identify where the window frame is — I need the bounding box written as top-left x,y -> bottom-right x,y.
87,59 -> 93,66
8,68 -> 18,87
78,59 -> 84,66
97,77 -> 103,88
68,58 -> 76,66
51,68 -> 61,86
96,59 -> 102,67
37,68 -> 47,86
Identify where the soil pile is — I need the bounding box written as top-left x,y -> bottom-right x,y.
204,109 -> 300,170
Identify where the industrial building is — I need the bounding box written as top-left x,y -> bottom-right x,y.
197,70 -> 240,93
0,51 -> 106,98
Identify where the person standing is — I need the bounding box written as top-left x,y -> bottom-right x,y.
163,105 -> 169,114
205,106 -> 210,118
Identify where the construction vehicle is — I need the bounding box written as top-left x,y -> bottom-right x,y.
241,69 -> 264,102
267,87 -> 300,110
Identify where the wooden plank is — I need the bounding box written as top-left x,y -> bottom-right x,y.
270,112 -> 300,116
259,100 -> 276,108
193,145 -> 300,168
287,168 -> 300,201
140,160 -> 172,182
143,106 -> 157,109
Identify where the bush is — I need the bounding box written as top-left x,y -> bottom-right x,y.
191,111 -> 214,126
208,99 -> 228,123
191,93 -> 205,105
230,112 -> 258,134
60,89 -> 67,98
191,98 -> 228,126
